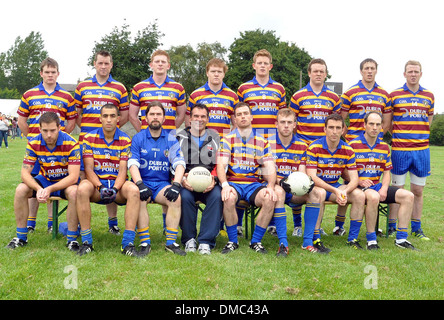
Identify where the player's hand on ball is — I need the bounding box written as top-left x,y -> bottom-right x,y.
279,177 -> 292,194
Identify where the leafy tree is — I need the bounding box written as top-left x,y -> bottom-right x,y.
225,29 -> 314,98
90,20 -> 164,90
0,87 -> 20,99
1,31 -> 48,94
168,42 -> 227,95
430,114 -> 444,146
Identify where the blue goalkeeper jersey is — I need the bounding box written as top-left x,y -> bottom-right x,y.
128,128 -> 185,183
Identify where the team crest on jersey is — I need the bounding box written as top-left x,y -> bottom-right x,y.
57,102 -> 64,108
379,155 -> 385,161
61,157 -> 67,165
224,101 -> 231,106
378,97 -> 384,104
293,155 -> 299,161
168,92 -> 175,99
75,151 -> 81,159
164,150 -> 169,158
338,160 -> 344,166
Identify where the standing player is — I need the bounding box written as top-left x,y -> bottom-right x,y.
217,102 -> 282,255
76,104 -> 141,256
237,49 -> 286,139
17,57 -> 77,233
335,58 -> 392,235
187,58 -> 238,137
236,49 -> 286,235
389,60 -> 434,240
6,112 -> 80,250
129,49 -> 186,133
305,113 -> 365,253
341,58 -> 392,142
128,101 -> 186,256
348,111 -> 416,250
74,50 -> 129,235
269,108 -> 325,253
289,58 -> 341,145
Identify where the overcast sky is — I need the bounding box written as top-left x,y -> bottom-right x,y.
1,0 -> 442,113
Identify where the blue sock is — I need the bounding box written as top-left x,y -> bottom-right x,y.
273,207 -> 287,247
67,229 -> 79,243
335,214 -> 346,228
162,213 -> 167,230
27,217 -> 36,229
236,207 -> 244,227
347,219 -> 362,242
411,219 -> 421,233
251,225 -> 266,244
80,229 -> 93,244
396,227 -> 408,241
108,217 -> 118,229
16,227 -> 28,242
303,203 -> 320,247
313,229 -> 321,242
389,219 -> 397,230
47,217 -> 53,229
226,224 -> 238,243
138,226 -> 150,245
292,205 -> 302,228
165,227 -> 178,246
366,231 -> 377,242
121,230 -> 136,248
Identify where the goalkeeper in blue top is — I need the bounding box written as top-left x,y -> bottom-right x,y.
76,104 -> 141,256
129,101 -> 186,256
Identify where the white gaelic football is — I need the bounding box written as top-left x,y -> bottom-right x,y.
286,171 -> 312,196
187,167 -> 213,192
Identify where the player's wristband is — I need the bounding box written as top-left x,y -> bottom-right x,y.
221,181 -> 229,188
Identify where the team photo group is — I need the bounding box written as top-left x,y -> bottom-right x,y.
5,47 -> 434,258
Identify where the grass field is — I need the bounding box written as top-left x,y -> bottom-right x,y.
0,136 -> 443,302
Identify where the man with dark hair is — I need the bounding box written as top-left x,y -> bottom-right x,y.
348,111 -> 417,250
74,50 -> 129,235
6,112 -> 80,250
75,104 -> 141,256
129,101 -> 187,256
177,103 -> 222,254
17,57 -> 78,233
305,113 -> 365,253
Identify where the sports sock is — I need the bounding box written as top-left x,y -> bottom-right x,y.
347,219 -> 362,242
292,205 -> 302,228
47,217 -> 53,229
396,227 -> 408,241
162,213 -> 167,230
121,230 -> 136,248
226,224 -> 238,243
313,228 -> 321,242
303,203 -> 320,247
388,218 -> 397,230
250,225 -> 266,244
108,217 -> 118,229
67,229 -> 78,243
165,227 -> 178,246
80,229 -> 93,244
138,226 -> 151,245
411,219 -> 421,233
366,231 -> 377,242
335,214 -> 346,228
16,227 -> 28,242
27,216 -> 36,229
273,207 -> 288,247
236,207 -> 244,227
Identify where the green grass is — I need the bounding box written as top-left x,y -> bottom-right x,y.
0,137 -> 443,300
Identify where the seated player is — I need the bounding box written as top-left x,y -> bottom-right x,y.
270,108 -> 326,254
177,103 -> 222,255
216,102 -> 280,255
128,101 -> 186,256
6,112 -> 80,250
349,111 -> 416,250
306,113 -> 365,253
76,104 -> 141,256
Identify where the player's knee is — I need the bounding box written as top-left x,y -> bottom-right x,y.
309,187 -> 324,203
15,183 -> 32,198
